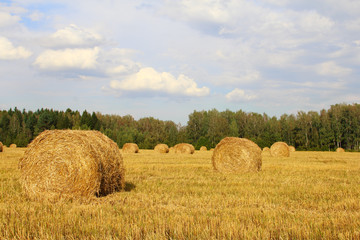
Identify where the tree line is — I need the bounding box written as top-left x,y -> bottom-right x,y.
0,103 -> 359,151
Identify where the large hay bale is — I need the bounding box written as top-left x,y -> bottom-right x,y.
212,137 -> 262,173
289,146 -> 296,152
122,143 -> 139,153
9,144 -> 17,148
270,142 -> 290,157
174,143 -> 195,154
154,144 -> 169,153
336,147 -> 345,153
0,142 -> 3,152
18,130 -> 125,201
200,146 -> 207,151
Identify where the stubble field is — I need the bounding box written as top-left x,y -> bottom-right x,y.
1,147 -> 360,239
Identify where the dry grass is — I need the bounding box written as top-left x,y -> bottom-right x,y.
18,130 -> 125,202
1,147 -> 360,239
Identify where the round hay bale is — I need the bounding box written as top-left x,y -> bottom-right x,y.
174,143 -> 195,154
0,142 -> 3,152
336,147 -> 345,153
122,143 -> 139,153
154,144 -> 169,153
262,147 -> 270,156
200,146 -> 207,151
18,130 -> 125,201
289,146 -> 296,152
270,142 -> 290,157
262,147 -> 270,152
9,144 -> 17,148
212,137 -> 262,173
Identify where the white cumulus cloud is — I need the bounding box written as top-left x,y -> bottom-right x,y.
226,88 -> 257,102
0,11 -> 21,28
34,47 -> 99,70
0,37 -> 32,60
109,67 -> 210,97
44,24 -> 103,48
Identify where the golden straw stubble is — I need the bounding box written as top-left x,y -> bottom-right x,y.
18,130 -> 125,201
212,137 -> 262,173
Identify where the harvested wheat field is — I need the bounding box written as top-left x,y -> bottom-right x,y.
1,147 -> 360,239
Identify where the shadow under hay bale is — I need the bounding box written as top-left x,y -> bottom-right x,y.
122,143 -> 139,153
212,137 -> 262,173
154,144 -> 169,153
336,147 -> 345,153
270,142 -> 290,157
18,130 -> 126,201
0,142 -> 3,152
174,143 -> 195,154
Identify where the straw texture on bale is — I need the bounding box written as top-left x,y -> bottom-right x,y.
122,143 -> 139,153
336,147 -> 345,153
154,144 -> 169,153
0,142 -> 3,152
9,144 -> 17,148
18,130 -> 125,201
174,143 -> 195,154
212,137 -> 262,173
270,142 -> 290,157
289,146 -> 296,152
200,146 -> 207,151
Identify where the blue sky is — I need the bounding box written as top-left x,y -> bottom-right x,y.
1,0 -> 359,124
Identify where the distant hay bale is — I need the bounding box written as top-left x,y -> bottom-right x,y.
270,142 -> 290,157
154,144 -> 169,153
18,130 -> 125,201
0,142 -> 3,152
122,143 -> 139,153
9,144 -> 17,148
210,148 -> 215,151
262,147 -> 270,156
336,147 -> 345,153
174,143 -> 195,154
169,147 -> 175,153
200,146 -> 207,151
212,137 -> 262,173
262,147 -> 270,152
289,146 -> 296,152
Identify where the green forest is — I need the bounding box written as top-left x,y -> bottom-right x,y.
0,103 -> 359,151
